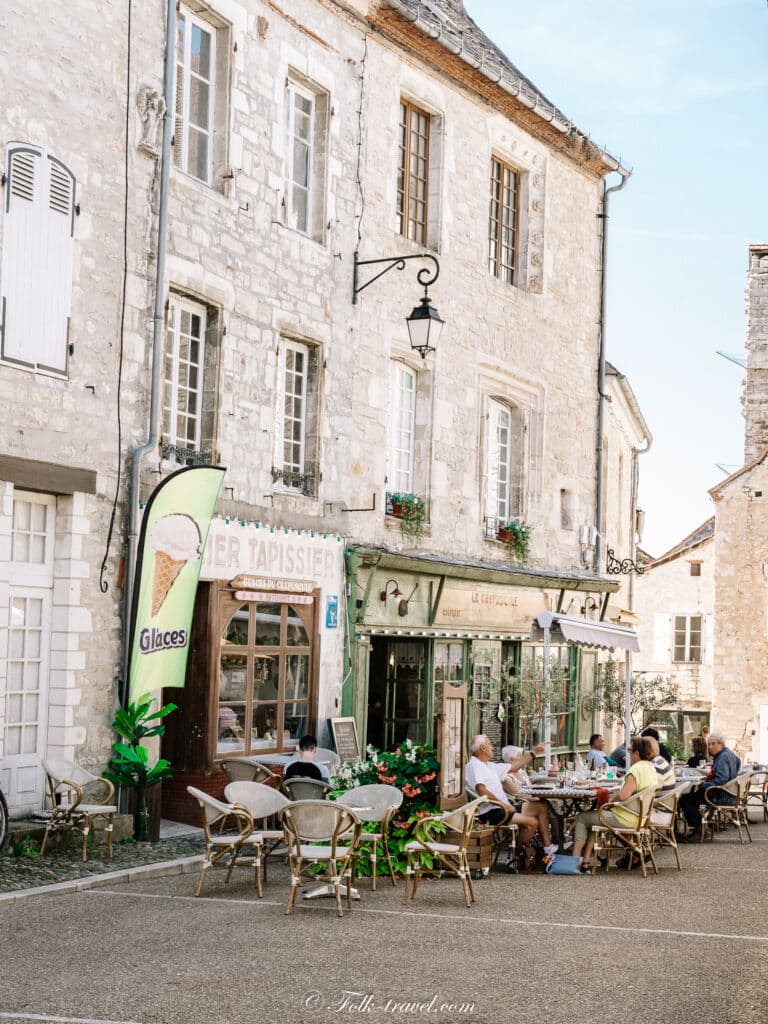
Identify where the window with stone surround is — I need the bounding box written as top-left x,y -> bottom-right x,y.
397,99 -> 431,245
485,397 -> 524,530
162,294 -> 219,464
284,75 -> 328,242
1,144 -> 75,375
174,4 -> 229,188
389,362 -> 417,494
673,614 -> 702,663
273,339 -> 321,496
488,157 -> 519,285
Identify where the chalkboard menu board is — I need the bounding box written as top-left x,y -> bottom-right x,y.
330,717 -> 361,764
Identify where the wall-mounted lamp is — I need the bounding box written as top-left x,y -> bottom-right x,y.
352,251 -> 445,359
580,596 -> 598,616
380,579 -> 402,603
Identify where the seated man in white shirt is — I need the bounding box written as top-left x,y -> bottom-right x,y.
465,734 -> 548,872
645,735 -> 675,787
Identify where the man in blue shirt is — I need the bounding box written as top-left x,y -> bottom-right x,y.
679,731 -> 740,842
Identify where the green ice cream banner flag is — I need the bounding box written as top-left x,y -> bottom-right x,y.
128,464 -> 225,701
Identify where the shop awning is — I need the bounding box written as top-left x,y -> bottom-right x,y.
347,545 -> 619,594
530,611 -> 639,652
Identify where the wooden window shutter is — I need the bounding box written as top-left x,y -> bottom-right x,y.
1,145 -> 74,373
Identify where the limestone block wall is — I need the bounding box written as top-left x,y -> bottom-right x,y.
157,0 -> 607,573
712,464 -> 768,758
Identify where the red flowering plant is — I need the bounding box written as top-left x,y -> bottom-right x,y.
330,739 -> 443,878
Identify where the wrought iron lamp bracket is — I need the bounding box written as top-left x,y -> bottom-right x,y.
352,251 -> 440,304
606,548 -> 645,575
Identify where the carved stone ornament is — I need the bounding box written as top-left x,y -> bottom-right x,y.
137,85 -> 166,156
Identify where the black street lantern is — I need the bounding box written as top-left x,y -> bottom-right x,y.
352,251 -> 444,359
406,291 -> 444,359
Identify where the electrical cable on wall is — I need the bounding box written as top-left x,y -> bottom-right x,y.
99,0 -> 132,592
354,34 -> 368,248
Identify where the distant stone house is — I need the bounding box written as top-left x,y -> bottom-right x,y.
632,518 -> 715,755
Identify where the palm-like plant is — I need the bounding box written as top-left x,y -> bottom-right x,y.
104,698 -> 177,841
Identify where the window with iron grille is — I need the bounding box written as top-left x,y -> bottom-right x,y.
274,340 -> 320,495
690,562 -> 702,577
673,615 -> 702,663
389,362 -> 417,493
488,157 -> 519,285
397,100 -> 430,244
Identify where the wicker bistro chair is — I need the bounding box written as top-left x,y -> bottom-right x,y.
220,760 -> 278,787
281,776 -> 333,801
279,800 -> 361,917
746,770 -> 768,823
649,784 -> 687,871
40,759 -> 118,862
334,784 -> 404,890
187,786 -> 261,897
590,787 -> 659,877
403,799 -> 483,908
224,781 -> 291,892
465,784 -> 517,868
700,772 -> 753,845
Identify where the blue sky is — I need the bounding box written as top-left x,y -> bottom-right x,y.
465,0 -> 768,556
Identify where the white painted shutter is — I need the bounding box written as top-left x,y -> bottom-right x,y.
652,613 -> 671,664
486,400 -> 501,520
703,612 -> 714,665
1,145 -> 74,373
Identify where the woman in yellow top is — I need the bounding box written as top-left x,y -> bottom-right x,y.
571,735 -> 658,871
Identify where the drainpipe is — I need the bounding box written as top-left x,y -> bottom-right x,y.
594,170 -> 631,573
121,0 -> 177,697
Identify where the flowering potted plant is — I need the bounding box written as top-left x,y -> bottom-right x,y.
331,739 -> 441,878
497,521 -> 532,564
387,492 -> 427,543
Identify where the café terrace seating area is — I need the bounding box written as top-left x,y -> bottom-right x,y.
183,749 -> 767,917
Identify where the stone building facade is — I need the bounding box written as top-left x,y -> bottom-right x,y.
632,519 -> 714,754
0,0 -> 645,816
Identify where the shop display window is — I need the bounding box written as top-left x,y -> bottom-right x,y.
217,590 -> 315,756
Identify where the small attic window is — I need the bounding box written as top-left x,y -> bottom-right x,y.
690,563 -> 702,577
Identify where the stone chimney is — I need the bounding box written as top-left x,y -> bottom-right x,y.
743,245 -> 768,463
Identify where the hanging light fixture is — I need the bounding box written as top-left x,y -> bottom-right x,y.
352,251 -> 444,359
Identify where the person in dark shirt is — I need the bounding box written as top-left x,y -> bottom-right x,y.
678,731 -> 740,842
284,734 -> 331,782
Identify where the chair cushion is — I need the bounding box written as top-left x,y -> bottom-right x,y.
650,811 -> 673,826
295,844 -> 353,859
356,832 -> 383,842
78,804 -> 118,814
210,832 -> 263,847
405,841 -> 460,854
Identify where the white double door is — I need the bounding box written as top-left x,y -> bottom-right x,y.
2,492 -> 54,813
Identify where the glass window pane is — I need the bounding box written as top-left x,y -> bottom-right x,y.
189,77 -> 210,130
219,653 -> 247,702
252,704 -> 279,746
5,729 -> 21,756
254,655 -> 279,700
286,609 -> 308,645
291,187 -> 308,232
190,23 -> 211,78
22,726 -> 38,754
188,127 -> 209,181
284,702 -> 307,745
255,604 -> 281,645
285,654 -> 309,699
223,605 -> 249,644
217,704 -> 246,753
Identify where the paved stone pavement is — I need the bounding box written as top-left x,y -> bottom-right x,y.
2,821 -> 768,1024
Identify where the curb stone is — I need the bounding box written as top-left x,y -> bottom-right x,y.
0,854 -> 204,905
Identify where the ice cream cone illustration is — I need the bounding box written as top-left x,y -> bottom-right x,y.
148,514 -> 201,617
